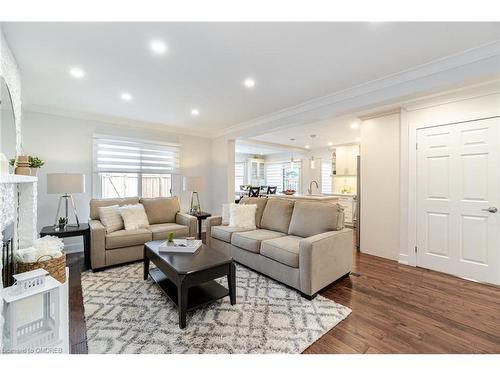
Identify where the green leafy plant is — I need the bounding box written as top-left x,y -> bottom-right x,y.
28,156 -> 44,168
58,217 -> 66,225
9,158 -> 16,167
167,232 -> 174,243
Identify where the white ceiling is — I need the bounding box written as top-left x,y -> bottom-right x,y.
3,22 -> 500,134
251,114 -> 361,149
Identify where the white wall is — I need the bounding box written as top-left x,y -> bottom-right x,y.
210,136 -> 237,215
22,111 -> 212,251
360,113 -> 401,260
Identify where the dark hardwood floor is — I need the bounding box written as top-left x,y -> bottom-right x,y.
67,235 -> 500,354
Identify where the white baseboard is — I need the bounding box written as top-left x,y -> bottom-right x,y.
398,253 -> 409,265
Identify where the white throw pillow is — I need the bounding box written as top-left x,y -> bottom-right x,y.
120,204 -> 150,231
222,203 -> 236,225
98,205 -> 124,233
229,204 -> 257,229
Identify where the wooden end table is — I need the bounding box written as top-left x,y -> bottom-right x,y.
190,211 -> 211,239
40,223 -> 91,270
143,240 -> 236,329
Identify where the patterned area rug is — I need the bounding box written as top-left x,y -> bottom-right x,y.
81,262 -> 351,354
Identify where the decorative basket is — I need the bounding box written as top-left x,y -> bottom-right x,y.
16,251 -> 66,283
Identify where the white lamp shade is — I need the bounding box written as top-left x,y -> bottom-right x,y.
47,173 -> 85,194
183,176 -> 205,192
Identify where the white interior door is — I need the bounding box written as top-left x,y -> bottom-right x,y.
416,117 -> 500,284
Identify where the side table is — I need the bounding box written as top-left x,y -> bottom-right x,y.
190,212 -> 211,240
40,223 -> 91,270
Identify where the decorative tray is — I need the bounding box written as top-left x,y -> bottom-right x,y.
159,239 -> 202,254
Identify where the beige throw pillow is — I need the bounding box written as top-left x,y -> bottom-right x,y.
222,203 -> 236,225
229,204 -> 257,229
120,204 -> 150,230
140,197 -> 180,224
98,205 -> 124,233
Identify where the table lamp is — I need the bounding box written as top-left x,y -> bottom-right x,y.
183,176 -> 205,215
47,173 -> 85,227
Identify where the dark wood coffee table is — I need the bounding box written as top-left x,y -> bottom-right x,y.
143,240 -> 236,329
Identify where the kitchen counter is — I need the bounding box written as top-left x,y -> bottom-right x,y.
270,194 -> 339,202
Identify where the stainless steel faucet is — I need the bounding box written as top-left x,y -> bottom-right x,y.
307,180 -> 319,195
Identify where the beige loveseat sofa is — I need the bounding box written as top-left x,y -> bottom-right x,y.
206,197 -> 353,299
89,197 -> 197,270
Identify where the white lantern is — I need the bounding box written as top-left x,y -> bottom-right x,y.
1,269 -> 62,352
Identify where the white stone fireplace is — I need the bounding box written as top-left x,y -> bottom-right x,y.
0,174 -> 38,350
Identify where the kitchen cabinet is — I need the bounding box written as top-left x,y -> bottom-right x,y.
247,158 -> 265,186
334,144 -> 359,176
335,195 -> 356,226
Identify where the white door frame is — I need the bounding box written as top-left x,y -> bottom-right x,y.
403,112 -> 500,283
400,89 -> 500,268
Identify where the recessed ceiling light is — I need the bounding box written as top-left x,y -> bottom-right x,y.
351,122 -> 360,129
355,137 -> 361,142
69,67 -> 85,79
243,78 -> 256,88
327,142 -> 333,146
191,108 -> 200,117
150,39 -> 167,55
305,145 -> 310,149
120,92 -> 132,102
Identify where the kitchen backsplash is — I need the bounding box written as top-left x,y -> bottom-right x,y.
332,175 -> 357,194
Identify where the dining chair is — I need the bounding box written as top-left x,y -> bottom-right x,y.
267,186 -> 277,195
249,187 -> 260,197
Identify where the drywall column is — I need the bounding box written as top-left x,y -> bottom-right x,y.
227,139 -> 236,204
360,113 -> 401,260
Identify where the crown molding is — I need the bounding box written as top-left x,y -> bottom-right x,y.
400,78 -> 500,111
22,104 -> 214,139
215,40 -> 500,139
358,108 -> 401,121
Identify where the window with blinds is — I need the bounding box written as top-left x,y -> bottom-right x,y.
265,161 -> 301,193
265,162 -> 284,192
93,135 -> 180,198
235,162 -> 245,191
321,158 -> 333,194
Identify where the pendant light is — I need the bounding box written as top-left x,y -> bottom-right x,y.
309,134 -> 316,169
289,138 -> 295,170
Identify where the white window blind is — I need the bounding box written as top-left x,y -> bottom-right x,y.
93,135 -> 180,174
265,162 -> 284,192
265,161 -> 301,193
235,162 -> 245,191
284,161 -> 301,193
321,159 -> 333,194
93,135 -> 180,199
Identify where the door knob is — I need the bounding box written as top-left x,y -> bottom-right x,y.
482,207 -> 498,213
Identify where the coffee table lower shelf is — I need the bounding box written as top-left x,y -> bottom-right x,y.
149,267 -> 229,312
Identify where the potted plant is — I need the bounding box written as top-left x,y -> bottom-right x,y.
28,156 -> 44,176
9,158 -> 16,173
57,217 -> 67,231
167,232 -> 175,246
